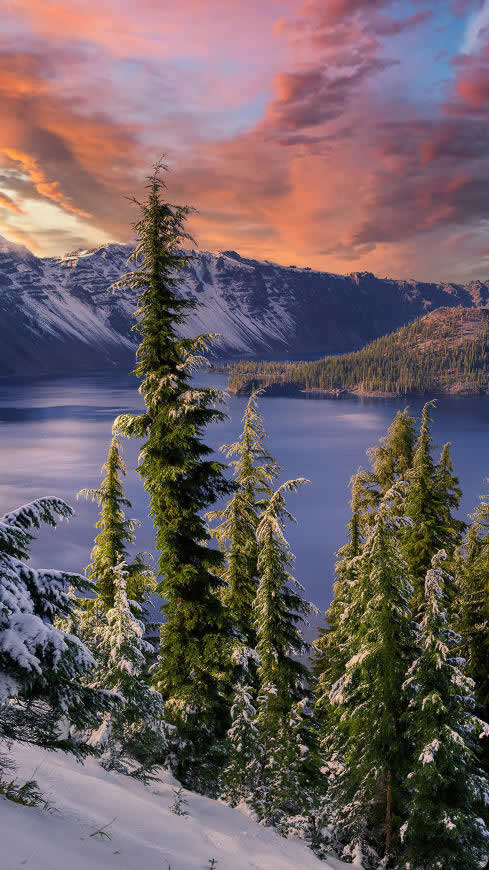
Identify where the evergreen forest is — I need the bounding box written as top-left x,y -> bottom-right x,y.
225,307 -> 489,397
3,164 -> 489,869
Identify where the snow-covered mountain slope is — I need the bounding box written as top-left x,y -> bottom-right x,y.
4,742 -> 349,870
1,235 -> 489,376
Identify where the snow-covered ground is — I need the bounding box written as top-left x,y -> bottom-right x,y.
3,743 -> 349,870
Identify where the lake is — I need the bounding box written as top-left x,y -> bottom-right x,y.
1,371 -> 489,635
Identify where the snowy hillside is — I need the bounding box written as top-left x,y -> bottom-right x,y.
1,235 -> 489,375
4,743 -> 349,870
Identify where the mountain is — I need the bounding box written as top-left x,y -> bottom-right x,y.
2,236 -> 489,376
226,307 -> 489,397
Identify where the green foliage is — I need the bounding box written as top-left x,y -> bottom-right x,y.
77,436 -> 155,611
367,407 -> 417,495
0,775 -> 49,810
208,389 -> 279,656
459,492 -> 489,731
254,479 -> 314,712
87,561 -> 168,780
220,682 -> 262,807
328,494 -> 416,862
401,553 -> 489,869
403,403 -> 463,606
257,699 -> 323,833
110,161 -> 235,790
313,471 -> 364,696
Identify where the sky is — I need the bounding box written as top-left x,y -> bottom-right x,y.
2,0 -> 489,281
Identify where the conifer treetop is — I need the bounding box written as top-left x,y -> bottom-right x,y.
221,389 -> 279,493
255,478 -> 316,707
77,435 -> 154,610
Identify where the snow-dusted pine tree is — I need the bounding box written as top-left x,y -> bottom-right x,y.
208,389 -> 279,657
260,698 -> 322,842
401,551 -> 489,869
77,435 -> 154,611
367,407 -> 417,495
88,560 -> 168,780
328,492 -> 415,864
251,479 -> 322,836
403,403 -> 463,607
314,471 -> 364,716
459,484 -> 489,735
220,682 -> 262,807
110,161 -> 234,791
0,498 -> 113,754
254,479 -> 315,714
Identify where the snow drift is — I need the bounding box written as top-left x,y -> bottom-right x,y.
3,743 -> 350,870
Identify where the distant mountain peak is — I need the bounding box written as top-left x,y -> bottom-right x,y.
1,243 -> 489,377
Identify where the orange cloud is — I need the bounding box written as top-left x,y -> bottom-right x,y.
0,192 -> 25,215
1,0 -> 489,286
3,149 -> 91,219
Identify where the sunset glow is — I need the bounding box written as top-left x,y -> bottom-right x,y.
2,0 -> 489,280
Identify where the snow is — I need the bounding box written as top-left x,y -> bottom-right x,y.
0,235 -> 33,258
3,742 -> 349,870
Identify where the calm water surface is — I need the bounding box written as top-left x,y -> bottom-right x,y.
1,372 -> 489,630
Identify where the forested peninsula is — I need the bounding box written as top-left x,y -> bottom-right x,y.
226,307 -> 489,397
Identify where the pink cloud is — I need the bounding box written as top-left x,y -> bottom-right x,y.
2,0 -> 489,285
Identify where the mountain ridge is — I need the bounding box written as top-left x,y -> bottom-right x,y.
2,236 -> 489,376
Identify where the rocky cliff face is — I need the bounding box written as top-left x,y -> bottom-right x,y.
1,236 -> 488,376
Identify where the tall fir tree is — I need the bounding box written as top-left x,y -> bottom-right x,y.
77,436 -> 155,611
252,478 -> 321,833
328,492 -> 415,864
323,408 -> 417,647
110,161 -> 235,790
401,551 -> 489,869
0,498 -> 114,754
208,390 -> 278,654
313,470 -> 364,703
254,479 -> 315,714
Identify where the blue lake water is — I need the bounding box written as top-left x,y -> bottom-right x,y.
1,371 -> 489,634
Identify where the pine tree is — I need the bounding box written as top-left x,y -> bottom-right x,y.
313,471 -> 364,707
254,479 -> 315,714
260,699 -> 323,841
252,479 -> 321,835
88,560 -> 168,780
0,498 -> 114,754
401,552 -> 489,869
328,492 -> 415,863
220,682 -> 262,807
110,161 -> 235,790
77,436 -> 154,612
403,402 -> 462,607
208,390 -> 278,654
459,488 -> 489,729
435,442 -> 463,523
367,407 -> 417,495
